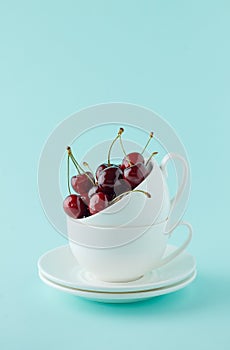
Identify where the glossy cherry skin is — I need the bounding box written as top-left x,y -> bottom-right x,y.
71,172 -> 94,195
98,166 -> 123,192
96,163 -> 117,180
113,179 -> 132,197
88,185 -> 102,198
96,164 -> 107,180
119,163 -> 126,171
80,192 -> 90,206
123,162 -> 148,189
89,192 -> 109,215
63,194 -> 88,219
88,185 -> 115,201
122,152 -> 145,169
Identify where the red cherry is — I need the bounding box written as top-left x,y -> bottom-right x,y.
119,163 -> 126,171
96,163 -> 118,180
63,194 -> 88,219
96,163 -> 108,180
123,162 -> 148,189
104,191 -> 116,201
113,179 -> 132,197
71,172 -> 94,195
88,185 -> 115,202
81,192 -> 90,206
98,166 -> 123,192
122,152 -> 145,169
89,192 -> 109,215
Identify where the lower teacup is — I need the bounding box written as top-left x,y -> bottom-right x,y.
67,217 -> 192,283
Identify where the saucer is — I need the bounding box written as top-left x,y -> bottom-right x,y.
39,270 -> 197,303
38,245 -> 196,293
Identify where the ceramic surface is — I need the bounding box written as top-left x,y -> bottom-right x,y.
38,244 -> 196,292
67,220 -> 192,282
38,269 -> 197,303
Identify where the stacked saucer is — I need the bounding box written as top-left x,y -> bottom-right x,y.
38,245 -> 196,303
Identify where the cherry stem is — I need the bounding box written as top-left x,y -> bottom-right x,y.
83,162 -> 98,185
146,151 -> 158,166
141,131 -> 154,154
67,147 -> 81,175
118,132 -> 132,166
67,147 -> 95,185
67,155 -> 71,195
119,135 -> 127,157
110,189 -> 151,205
108,127 -> 124,166
83,161 -> 94,175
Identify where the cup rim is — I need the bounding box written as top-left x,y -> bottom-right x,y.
67,216 -> 172,250
67,215 -> 169,230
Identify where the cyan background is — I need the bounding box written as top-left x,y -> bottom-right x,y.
0,1 -> 229,349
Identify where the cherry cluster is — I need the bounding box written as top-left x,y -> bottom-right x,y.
63,128 -> 157,219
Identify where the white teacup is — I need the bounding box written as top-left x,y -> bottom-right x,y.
77,153 -> 188,230
68,218 -> 192,282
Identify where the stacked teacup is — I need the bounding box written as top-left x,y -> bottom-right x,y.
67,153 -> 192,283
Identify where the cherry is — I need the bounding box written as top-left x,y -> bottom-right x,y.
89,192 -> 109,215
88,185 -> 102,198
66,147 -> 95,195
96,163 -> 116,180
80,192 -> 90,206
123,162 -> 148,189
88,184 -> 116,201
113,179 -> 132,197
119,163 -> 126,171
89,188 -> 151,215
122,152 -> 145,169
63,194 -> 88,219
104,191 -> 116,202
98,166 -> 123,192
71,172 -> 94,195
63,128 -> 156,219
120,131 -> 155,169
96,164 -> 107,179
95,127 -> 124,179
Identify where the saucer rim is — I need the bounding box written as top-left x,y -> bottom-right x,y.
38,244 -> 196,293
38,270 -> 197,302
39,269 -> 197,295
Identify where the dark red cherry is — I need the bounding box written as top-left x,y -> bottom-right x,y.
80,192 -> 90,206
96,163 -> 118,180
119,163 -> 126,171
96,164 -> 108,180
113,179 -> 132,197
98,166 -> 123,192
63,194 -> 88,219
122,152 -> 145,169
105,191 -> 116,201
88,185 -> 102,198
71,172 -> 94,195
89,192 -> 109,215
123,162 -> 148,189
88,185 -> 115,201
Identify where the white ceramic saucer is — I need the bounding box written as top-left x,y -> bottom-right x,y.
39,270 -> 197,303
38,245 -> 196,293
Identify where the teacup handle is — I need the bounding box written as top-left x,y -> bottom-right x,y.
160,152 -> 189,232
155,221 -> 193,268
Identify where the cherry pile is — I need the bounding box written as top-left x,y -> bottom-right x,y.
63,128 -> 158,219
